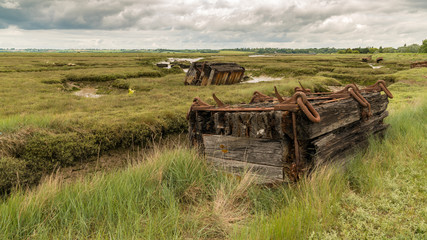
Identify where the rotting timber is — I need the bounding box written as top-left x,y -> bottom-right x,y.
187,80 -> 393,183
184,62 -> 245,86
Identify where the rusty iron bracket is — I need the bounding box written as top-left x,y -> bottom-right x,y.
250,91 -> 275,103
274,86 -> 285,103
273,91 -> 300,112
294,81 -> 312,94
212,93 -> 227,108
191,97 -> 213,110
274,91 -> 321,123
361,80 -> 393,98
187,97 -> 213,119
330,84 -> 372,117
190,96 -> 275,112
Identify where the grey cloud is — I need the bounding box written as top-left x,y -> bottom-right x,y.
0,0 -> 395,31
0,0 -> 425,49
406,0 -> 427,8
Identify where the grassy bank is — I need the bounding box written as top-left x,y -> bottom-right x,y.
1,82 -> 425,239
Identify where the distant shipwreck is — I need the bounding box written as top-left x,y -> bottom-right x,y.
184,62 -> 245,86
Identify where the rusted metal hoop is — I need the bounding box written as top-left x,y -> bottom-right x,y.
293,92 -> 308,103
348,89 -> 368,107
378,81 -> 394,98
296,95 -> 321,123
349,89 -> 372,116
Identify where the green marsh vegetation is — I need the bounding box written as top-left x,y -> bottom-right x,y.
0,52 -> 393,192
0,52 -> 424,188
0,83 -> 425,239
0,52 -> 426,238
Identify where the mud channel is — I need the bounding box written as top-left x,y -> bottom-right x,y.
73,87 -> 102,98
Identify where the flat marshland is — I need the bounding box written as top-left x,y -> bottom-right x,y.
0,52 -> 426,239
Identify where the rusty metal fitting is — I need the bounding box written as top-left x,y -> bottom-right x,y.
187,97 -> 213,119
192,97 -> 213,109
274,92 -> 321,123
294,87 -> 312,94
274,86 -> 285,103
347,84 -> 372,117
294,87 -> 312,93
293,92 -> 321,123
362,80 -> 393,98
250,91 -> 274,103
212,93 -> 227,108
330,84 -> 372,117
294,81 -> 312,94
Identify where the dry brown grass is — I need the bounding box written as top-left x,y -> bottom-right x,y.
0,128 -> 34,157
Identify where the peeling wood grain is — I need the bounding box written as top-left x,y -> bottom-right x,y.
203,135 -> 287,167
207,156 -> 286,183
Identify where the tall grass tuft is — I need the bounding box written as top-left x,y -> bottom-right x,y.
0,114 -> 52,133
0,144 -> 251,239
347,96 -> 426,194
232,164 -> 347,239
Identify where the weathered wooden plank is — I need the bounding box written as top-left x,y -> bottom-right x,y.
214,111 -> 280,138
203,135 -> 287,167
207,69 -> 215,85
366,93 -> 389,114
201,74 -> 209,86
273,111 -> 284,139
231,113 -> 240,137
254,112 -> 268,138
213,112 -> 226,135
236,113 -> 248,137
312,110 -> 389,163
295,92 -> 388,139
314,126 -> 388,167
224,112 -> 232,135
207,156 -> 286,183
221,72 -> 229,85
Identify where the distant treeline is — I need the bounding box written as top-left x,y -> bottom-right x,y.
222,48 -> 339,54
336,44 -> 423,54
1,39 -> 426,53
225,40 -> 427,54
155,49 -> 220,53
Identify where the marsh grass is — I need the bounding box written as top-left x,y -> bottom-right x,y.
0,52 -> 426,202
0,82 -> 426,239
0,114 -> 52,133
0,144 -> 248,239
0,139 -> 347,239
316,86 -> 427,239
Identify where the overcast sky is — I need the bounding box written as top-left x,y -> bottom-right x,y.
0,0 -> 426,49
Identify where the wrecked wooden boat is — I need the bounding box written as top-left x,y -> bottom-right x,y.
184,62 -> 245,86
361,56 -> 372,62
410,61 -> 427,68
187,80 -> 393,183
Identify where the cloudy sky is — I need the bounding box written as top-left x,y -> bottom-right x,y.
0,0 -> 426,49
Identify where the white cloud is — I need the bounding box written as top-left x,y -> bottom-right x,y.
0,0 -> 426,48
0,0 -> 20,9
